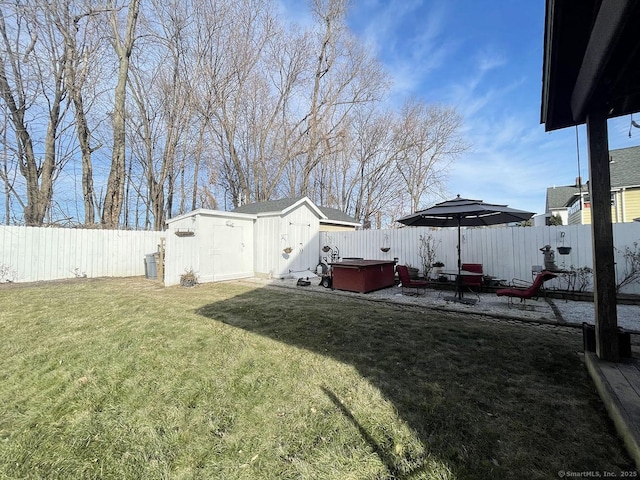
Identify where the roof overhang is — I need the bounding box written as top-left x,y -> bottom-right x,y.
319,219 -> 361,228
247,196 -> 326,220
166,209 -> 257,225
280,196 -> 325,218
541,0 -> 640,131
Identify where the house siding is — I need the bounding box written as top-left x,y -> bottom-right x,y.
568,205 -> 590,225
319,224 -> 357,232
622,188 -> 640,222
546,146 -> 640,225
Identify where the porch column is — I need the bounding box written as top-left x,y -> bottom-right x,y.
586,109 -> 618,361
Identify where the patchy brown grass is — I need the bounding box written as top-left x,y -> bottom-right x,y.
0,277 -> 634,479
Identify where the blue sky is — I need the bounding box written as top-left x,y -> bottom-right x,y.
279,0 -> 640,216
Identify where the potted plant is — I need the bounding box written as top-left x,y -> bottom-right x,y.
283,246 -> 293,254
380,234 -> 390,252
558,231 -> 571,255
180,268 -> 198,287
406,264 -> 419,280
431,261 -> 445,281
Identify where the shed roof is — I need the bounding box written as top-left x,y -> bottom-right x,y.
317,206 -> 359,225
233,197 -> 359,226
233,197 -> 325,219
234,197 -> 307,215
166,208 -> 257,225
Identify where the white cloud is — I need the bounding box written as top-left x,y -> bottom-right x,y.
475,48 -> 507,74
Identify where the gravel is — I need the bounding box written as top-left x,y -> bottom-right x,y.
243,275 -> 640,333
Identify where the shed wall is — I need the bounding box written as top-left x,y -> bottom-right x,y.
165,212 -> 254,286
254,204 -> 321,278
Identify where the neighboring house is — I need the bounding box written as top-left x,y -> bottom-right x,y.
545,182 -> 582,225
546,146 -> 640,225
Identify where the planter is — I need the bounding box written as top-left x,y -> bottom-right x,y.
180,270 -> 197,287
582,323 -> 631,357
407,267 -> 419,280
380,247 -> 390,253
283,247 -> 293,254
557,246 -> 572,255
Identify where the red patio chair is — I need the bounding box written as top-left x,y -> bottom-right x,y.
461,263 -> 483,300
496,270 -> 557,306
396,265 -> 429,296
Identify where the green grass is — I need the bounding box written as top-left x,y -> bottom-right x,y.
0,277 -> 635,479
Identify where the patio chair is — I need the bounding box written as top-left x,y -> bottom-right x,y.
496,270 -> 557,306
461,263 -> 483,300
396,264 -> 429,296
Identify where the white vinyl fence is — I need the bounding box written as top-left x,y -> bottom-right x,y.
320,223 -> 640,295
0,226 -> 163,283
3,223 -> 640,294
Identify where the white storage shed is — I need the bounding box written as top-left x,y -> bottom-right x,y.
234,196 -> 360,278
164,209 -> 256,286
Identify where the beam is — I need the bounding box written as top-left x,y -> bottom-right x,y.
586,109 -> 619,361
571,0 -> 636,123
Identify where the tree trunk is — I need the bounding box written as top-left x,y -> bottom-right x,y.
101,0 -> 140,228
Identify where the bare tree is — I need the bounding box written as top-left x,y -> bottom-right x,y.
191,0 -> 280,207
393,98 -> 468,212
292,0 -> 388,196
311,106 -> 401,227
0,0 -> 468,228
125,0 -> 194,230
49,0 -> 107,225
101,0 -> 140,228
0,2 -> 73,226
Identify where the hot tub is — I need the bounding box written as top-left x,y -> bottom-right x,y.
329,260 -> 396,293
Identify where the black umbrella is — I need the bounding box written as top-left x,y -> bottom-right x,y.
397,195 -> 534,303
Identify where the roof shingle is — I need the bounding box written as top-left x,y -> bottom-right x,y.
233,197 -> 358,225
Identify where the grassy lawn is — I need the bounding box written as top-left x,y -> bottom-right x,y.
0,277 -> 635,479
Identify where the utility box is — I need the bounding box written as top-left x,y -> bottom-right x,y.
144,253 -> 157,279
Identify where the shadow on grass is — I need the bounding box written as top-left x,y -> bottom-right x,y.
195,287 -> 633,479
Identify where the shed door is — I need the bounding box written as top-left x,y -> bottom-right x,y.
201,225 -> 247,281
289,223 -> 315,273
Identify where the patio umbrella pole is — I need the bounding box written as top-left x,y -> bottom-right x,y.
457,216 -> 462,300
397,195 -> 534,307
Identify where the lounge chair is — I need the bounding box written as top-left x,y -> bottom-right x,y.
496,270 -> 557,306
397,264 -> 429,296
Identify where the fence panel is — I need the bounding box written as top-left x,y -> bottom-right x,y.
4,223 -> 640,291
0,226 -> 163,283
